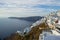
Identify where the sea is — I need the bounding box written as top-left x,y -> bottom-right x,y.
0,18 -> 33,39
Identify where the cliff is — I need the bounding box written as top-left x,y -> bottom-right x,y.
4,22 -> 49,40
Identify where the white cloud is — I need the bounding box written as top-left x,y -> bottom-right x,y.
0,7 -> 56,17
0,0 -> 60,7
0,0 -> 59,17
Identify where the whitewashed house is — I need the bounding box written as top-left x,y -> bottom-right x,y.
39,12 -> 60,40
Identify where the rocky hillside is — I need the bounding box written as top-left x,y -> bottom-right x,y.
4,22 -> 49,40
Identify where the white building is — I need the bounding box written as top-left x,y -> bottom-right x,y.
39,30 -> 60,40
39,12 -> 60,40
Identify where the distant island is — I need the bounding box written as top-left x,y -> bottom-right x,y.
8,16 -> 43,22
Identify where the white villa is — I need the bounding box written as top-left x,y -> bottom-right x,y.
39,12 -> 60,40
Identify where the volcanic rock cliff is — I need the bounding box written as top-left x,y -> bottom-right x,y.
4,22 -> 49,40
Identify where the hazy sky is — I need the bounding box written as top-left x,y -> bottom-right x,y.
0,0 -> 60,17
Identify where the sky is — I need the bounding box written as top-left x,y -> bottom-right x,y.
0,0 -> 60,17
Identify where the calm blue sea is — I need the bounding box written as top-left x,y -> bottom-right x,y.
0,18 -> 33,39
